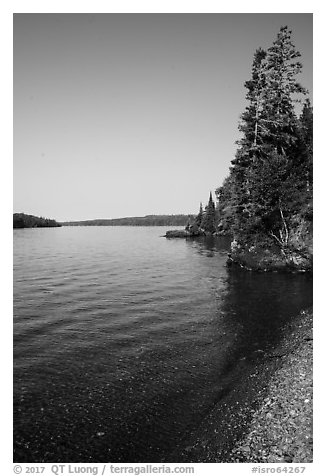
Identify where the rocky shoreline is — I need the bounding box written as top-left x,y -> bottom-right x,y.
171,309 -> 313,463
230,310 -> 313,463
163,233 -> 313,462
165,231 -> 312,273
227,240 -> 313,273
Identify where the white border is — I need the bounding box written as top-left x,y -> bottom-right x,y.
4,2 -> 323,474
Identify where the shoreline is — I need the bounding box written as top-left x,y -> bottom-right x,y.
170,309 -> 313,463
231,310 -> 313,463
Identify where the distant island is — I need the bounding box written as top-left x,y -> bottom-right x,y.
61,215 -> 195,227
13,213 -> 62,229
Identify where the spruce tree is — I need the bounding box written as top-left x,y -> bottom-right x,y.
297,99 -> 313,196
195,202 -> 204,227
262,26 -> 307,155
224,26 -> 309,246
237,47 -> 268,155
215,175 -> 236,234
228,48 -> 269,237
201,192 -> 216,234
249,26 -> 308,246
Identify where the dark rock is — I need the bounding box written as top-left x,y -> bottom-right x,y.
165,227 -> 206,238
304,334 -> 313,341
283,454 -> 294,463
228,239 -> 312,273
165,230 -> 192,238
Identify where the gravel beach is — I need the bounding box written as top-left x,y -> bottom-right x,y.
231,310 -> 313,463
173,309 -> 313,463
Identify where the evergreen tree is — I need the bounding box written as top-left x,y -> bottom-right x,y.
224,26 -> 309,246
297,99 -> 313,196
227,48 -> 269,237
262,26 -> 307,155
248,26 -> 309,246
195,202 -> 204,227
201,192 -> 216,234
215,25 -> 312,260
215,174 -> 237,234
237,47 -> 268,155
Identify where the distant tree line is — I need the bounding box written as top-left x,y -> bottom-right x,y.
13,213 -> 62,228
62,215 -> 195,227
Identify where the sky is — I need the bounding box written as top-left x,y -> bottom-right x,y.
13,13 -> 313,222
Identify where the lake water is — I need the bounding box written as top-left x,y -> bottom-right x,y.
13,226 -> 312,462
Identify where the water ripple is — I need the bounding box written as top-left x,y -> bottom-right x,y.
13,227 -> 312,462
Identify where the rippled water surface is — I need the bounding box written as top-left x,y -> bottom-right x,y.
14,226 -> 312,462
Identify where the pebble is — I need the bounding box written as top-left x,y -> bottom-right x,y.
229,310 -> 313,463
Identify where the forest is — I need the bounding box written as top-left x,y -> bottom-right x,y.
191,26 -> 312,270
13,213 -> 62,228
